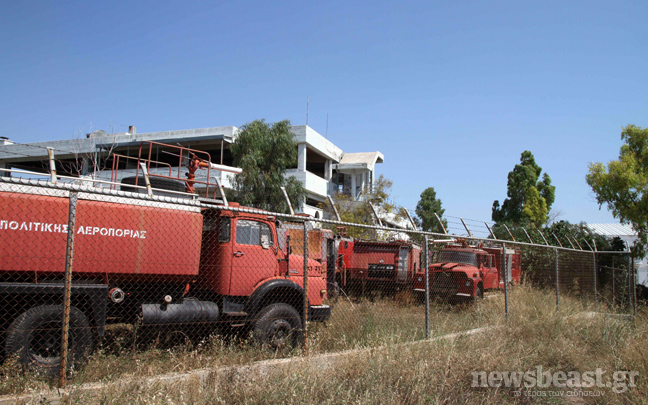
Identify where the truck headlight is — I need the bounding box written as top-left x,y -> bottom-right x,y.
465,280 -> 472,287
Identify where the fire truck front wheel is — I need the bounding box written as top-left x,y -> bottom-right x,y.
474,285 -> 484,302
252,303 -> 303,351
5,305 -> 93,378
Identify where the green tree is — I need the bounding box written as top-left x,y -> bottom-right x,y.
492,150 -> 555,227
586,125 -> 648,255
321,175 -> 407,239
230,119 -> 306,211
414,187 -> 447,234
520,220 -> 618,289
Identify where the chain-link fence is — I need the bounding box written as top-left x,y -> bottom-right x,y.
0,175 -> 639,391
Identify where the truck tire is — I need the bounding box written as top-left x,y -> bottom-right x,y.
5,305 -> 93,378
473,286 -> 484,303
252,303 -> 303,350
120,176 -> 186,195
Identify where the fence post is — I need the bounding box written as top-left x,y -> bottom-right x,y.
302,220 -> 309,354
593,252 -> 597,311
628,255 -> 633,315
612,266 -> 615,306
423,235 -> 430,339
631,255 -> 636,317
502,244 -> 508,320
555,248 -> 559,312
59,191 -> 78,388
633,265 -> 638,317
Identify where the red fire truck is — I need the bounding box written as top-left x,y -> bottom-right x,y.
334,232 -> 422,295
0,143 -> 331,376
413,240 -> 520,302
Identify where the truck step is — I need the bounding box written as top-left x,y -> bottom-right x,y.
223,311 -> 249,317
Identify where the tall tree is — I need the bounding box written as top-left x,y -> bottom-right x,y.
586,125 -> 648,255
230,119 -> 306,211
492,150 -> 555,227
415,187 -> 447,233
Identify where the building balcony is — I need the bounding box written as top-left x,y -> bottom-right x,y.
284,169 -> 329,199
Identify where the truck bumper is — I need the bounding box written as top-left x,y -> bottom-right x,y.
413,289 -> 472,299
309,305 -> 331,322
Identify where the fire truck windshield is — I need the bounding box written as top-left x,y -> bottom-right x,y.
436,250 -> 477,266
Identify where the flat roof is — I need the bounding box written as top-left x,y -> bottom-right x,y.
586,223 -> 636,237
336,151 -> 384,172
0,126 -> 237,162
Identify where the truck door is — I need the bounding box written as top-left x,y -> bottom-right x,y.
482,255 -> 499,289
229,219 -> 278,296
397,246 -> 409,283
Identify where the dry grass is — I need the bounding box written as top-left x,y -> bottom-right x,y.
308,291 -> 504,353
78,288 -> 646,404
0,292 -> 498,394
2,286 -> 646,404
71,290 -> 508,386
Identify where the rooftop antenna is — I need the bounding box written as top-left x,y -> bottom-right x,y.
326,113 -> 329,138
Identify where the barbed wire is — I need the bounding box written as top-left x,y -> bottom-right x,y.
399,208 -> 615,252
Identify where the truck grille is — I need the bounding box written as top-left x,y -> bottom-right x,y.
367,264 -> 395,279
430,272 -> 461,295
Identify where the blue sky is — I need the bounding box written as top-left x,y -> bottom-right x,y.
1,0 -> 646,230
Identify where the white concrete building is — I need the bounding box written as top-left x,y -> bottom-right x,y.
0,125 -> 385,219
285,125 -> 383,217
